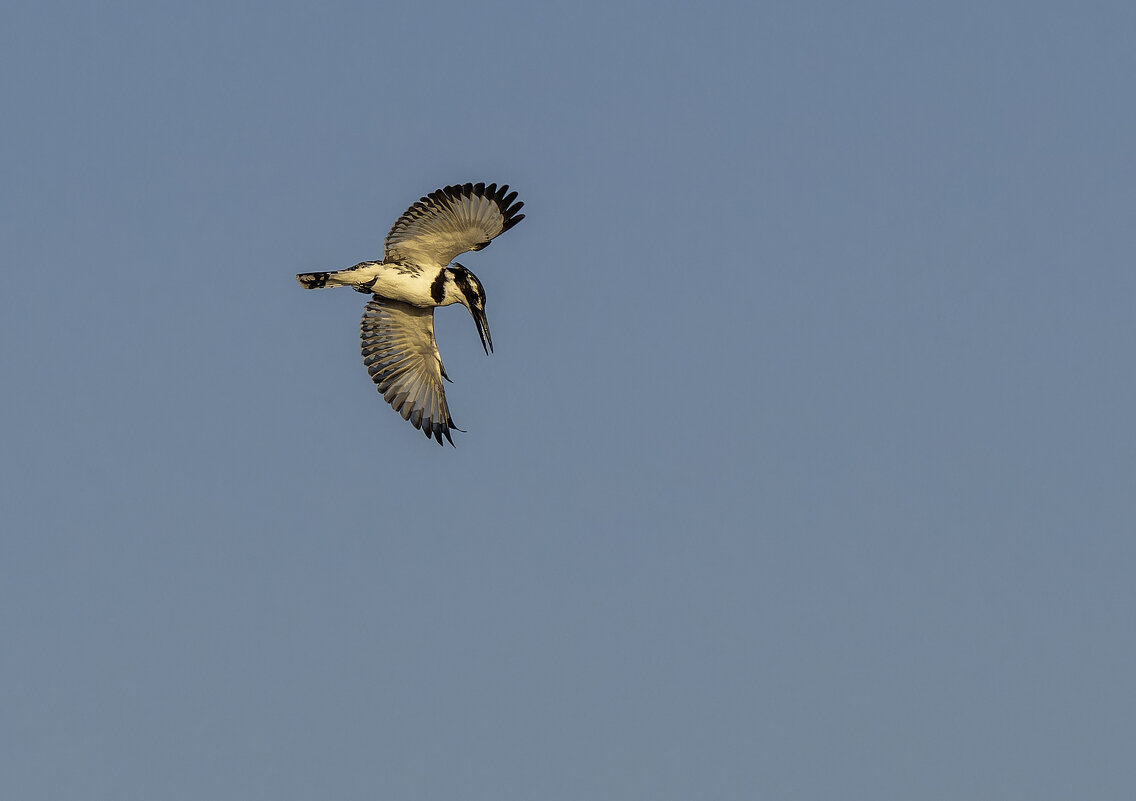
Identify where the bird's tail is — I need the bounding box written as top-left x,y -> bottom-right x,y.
297,271 -> 333,289
297,263 -> 380,290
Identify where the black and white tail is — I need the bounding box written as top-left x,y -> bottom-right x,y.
297,271 -> 332,289
297,262 -> 379,290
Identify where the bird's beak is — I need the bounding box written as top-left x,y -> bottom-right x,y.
472,307 -> 493,355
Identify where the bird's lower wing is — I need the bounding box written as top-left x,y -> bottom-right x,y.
361,297 -> 458,446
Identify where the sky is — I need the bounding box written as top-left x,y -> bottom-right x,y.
2,1 -> 1134,798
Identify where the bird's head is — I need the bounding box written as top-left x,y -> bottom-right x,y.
448,263 -> 493,355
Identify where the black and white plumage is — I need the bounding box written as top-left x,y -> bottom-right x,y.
297,182 -> 524,446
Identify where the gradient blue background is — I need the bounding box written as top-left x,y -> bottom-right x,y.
3,1 -> 1134,798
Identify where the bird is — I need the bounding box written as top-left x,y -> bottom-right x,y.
297,182 -> 525,446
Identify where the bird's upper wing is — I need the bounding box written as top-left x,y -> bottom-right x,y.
361,297 -> 459,446
383,182 -> 525,269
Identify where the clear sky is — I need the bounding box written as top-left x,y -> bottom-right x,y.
2,1 -> 1134,799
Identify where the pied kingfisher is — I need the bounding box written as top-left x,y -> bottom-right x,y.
297,182 -> 525,446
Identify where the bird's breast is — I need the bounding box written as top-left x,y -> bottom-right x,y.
369,264 -> 443,307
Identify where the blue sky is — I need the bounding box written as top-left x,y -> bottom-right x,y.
2,1 -> 1134,798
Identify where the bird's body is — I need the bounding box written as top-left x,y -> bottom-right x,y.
299,261 -> 447,305
297,182 -> 524,446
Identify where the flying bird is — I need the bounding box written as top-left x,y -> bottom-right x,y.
297,182 -> 525,446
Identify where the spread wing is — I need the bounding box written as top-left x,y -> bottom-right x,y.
383,182 -> 525,269
361,297 -> 459,446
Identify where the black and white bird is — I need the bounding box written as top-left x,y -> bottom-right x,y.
297,182 -> 525,446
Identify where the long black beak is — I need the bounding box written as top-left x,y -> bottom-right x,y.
472,307 -> 493,355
